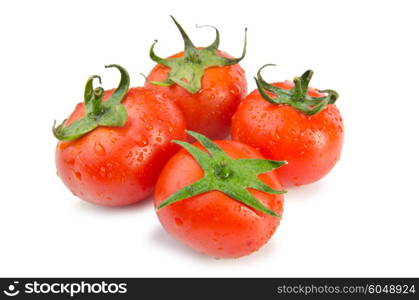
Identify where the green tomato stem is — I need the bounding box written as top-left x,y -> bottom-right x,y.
157,131 -> 287,218
53,64 -> 130,141
255,64 -> 339,116
148,16 -> 247,94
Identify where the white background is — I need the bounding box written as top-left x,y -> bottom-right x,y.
1,0 -> 418,277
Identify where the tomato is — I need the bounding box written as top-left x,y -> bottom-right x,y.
145,17 -> 247,139
231,65 -> 344,187
154,131 -> 285,258
54,65 -> 186,206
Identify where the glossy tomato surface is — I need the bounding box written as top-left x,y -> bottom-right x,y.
232,82 -> 344,187
154,140 -> 283,258
56,87 -> 187,206
145,50 -> 247,140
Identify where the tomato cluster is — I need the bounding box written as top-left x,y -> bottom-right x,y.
54,17 -> 343,258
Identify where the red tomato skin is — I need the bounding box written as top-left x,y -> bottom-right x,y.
145,49 -> 247,140
154,140 -> 283,258
231,82 -> 344,187
56,87 -> 187,206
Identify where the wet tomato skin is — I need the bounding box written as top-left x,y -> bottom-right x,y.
145,50 -> 247,140
56,87 -> 187,206
231,82 -> 344,187
154,140 -> 283,258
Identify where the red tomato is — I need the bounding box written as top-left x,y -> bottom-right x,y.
232,81 -> 344,187
146,50 -> 247,140
56,87 -> 187,206
154,140 -> 284,258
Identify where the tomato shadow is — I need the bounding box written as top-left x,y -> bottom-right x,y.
148,225 -> 283,264
284,180 -> 325,201
73,195 -> 153,215
148,226 -> 212,261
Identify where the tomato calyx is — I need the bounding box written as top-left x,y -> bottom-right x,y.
157,130 -> 287,217
255,64 -> 339,115
53,64 -> 130,141
148,16 -> 247,94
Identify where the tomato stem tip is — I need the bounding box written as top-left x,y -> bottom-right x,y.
148,17 -> 247,94
255,64 -> 339,115
53,64 -> 130,141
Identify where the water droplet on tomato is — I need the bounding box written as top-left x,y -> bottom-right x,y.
94,142 -> 106,156
174,217 -> 183,226
136,152 -> 144,162
234,83 -> 242,95
99,166 -> 106,177
136,135 -> 149,147
73,171 -> 82,181
146,124 -> 154,130
65,158 -> 75,166
155,136 -> 162,143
